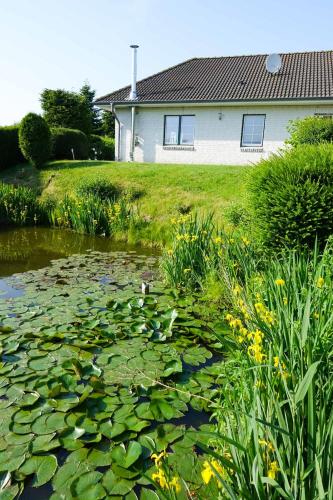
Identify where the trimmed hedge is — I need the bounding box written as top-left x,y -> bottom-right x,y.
287,116 -> 333,147
19,113 -> 51,169
0,125 -> 25,170
51,127 -> 89,160
89,135 -> 115,160
249,144 -> 333,250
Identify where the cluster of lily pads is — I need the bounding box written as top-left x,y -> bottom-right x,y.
0,251 -> 223,499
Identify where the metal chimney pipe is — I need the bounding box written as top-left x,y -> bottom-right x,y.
129,44 -> 139,100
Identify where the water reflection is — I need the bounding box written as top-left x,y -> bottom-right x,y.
0,226 -> 158,278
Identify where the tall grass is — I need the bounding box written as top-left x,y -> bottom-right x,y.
198,243 -> 333,499
47,194 -> 134,236
0,182 -> 42,225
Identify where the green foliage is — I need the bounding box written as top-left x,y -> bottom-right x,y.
0,250 -> 221,498
0,182 -> 43,225
225,203 -> 251,228
202,242 -> 333,499
287,115 -> 333,146
77,178 -> 122,201
51,127 -> 89,160
100,110 -> 115,137
79,82 -> 102,135
89,135 -> 115,160
47,194 -> 133,236
0,125 -> 25,170
19,113 -> 51,169
41,88 -> 92,135
249,144 -> 333,250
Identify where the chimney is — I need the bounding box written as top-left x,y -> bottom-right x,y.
129,44 -> 139,100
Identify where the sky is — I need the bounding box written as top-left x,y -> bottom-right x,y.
0,0 -> 332,125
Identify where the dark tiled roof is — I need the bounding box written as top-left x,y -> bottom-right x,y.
95,50 -> 333,105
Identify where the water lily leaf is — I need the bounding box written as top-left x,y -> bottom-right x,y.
150,400 -> 175,420
111,441 -> 142,469
30,433 -> 60,453
140,488 -> 160,500
162,359 -> 183,378
102,470 -> 134,496
0,482 -> 21,500
19,455 -> 57,487
59,427 -> 85,450
183,346 -> 212,366
71,471 -> 105,500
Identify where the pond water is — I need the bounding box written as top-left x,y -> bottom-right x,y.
0,226 -> 157,277
0,227 -> 221,499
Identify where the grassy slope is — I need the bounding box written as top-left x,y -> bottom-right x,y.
0,161 -> 250,244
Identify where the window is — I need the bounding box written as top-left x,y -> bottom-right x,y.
241,114 -> 266,147
164,115 -> 195,145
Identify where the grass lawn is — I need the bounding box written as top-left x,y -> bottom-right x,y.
0,161 -> 250,245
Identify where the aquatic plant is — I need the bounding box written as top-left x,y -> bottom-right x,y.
0,251 -> 222,498
0,182 -> 42,226
198,242 -> 333,499
47,194 -> 135,236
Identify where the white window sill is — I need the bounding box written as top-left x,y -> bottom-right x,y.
163,145 -> 195,151
240,147 -> 264,153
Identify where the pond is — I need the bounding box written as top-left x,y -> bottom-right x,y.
0,227 -> 222,499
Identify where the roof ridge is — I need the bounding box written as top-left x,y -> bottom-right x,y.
193,49 -> 333,60
95,57 -> 198,103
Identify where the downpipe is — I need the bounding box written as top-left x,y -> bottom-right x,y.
110,103 -> 121,161
130,105 -> 136,162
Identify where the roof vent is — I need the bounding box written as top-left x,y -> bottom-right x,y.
265,53 -> 282,74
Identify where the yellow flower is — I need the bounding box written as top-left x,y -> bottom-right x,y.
248,343 -> 266,363
233,285 -> 242,295
167,249 -> 173,256
242,236 -> 250,246
201,459 -> 226,486
258,439 -> 274,452
273,356 -> 280,368
267,460 -> 279,479
313,311 -> 319,319
283,297 -> 288,305
169,476 -> 181,493
151,450 -> 167,466
275,278 -> 285,286
191,234 -> 198,241
201,461 -> 214,484
184,268 -> 191,274
152,469 -> 168,489
317,277 -> 324,288
214,236 -> 223,244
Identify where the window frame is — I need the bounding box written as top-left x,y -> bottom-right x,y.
240,114 -> 266,148
163,115 -> 195,146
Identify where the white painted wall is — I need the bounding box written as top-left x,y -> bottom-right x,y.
115,104 -> 333,165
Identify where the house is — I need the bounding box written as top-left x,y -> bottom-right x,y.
95,49 -> 333,165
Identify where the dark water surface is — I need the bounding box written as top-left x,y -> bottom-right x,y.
0,226 -> 158,278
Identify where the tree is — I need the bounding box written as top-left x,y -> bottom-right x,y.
79,82 -> 102,135
40,89 -> 92,135
19,113 -> 51,168
101,110 -> 115,137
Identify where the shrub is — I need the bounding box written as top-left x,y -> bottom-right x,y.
0,125 -> 25,170
287,115 -> 333,146
249,144 -> 333,250
51,127 -> 89,160
77,178 -> 122,201
19,113 -> 51,168
89,135 -> 115,160
0,182 -> 43,225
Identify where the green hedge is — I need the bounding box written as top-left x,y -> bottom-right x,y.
89,135 -> 115,160
287,116 -> 333,146
51,127 -> 89,160
19,113 -> 51,169
0,125 -> 25,170
249,144 -> 333,250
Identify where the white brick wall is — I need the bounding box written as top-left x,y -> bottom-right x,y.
115,104 -> 333,165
